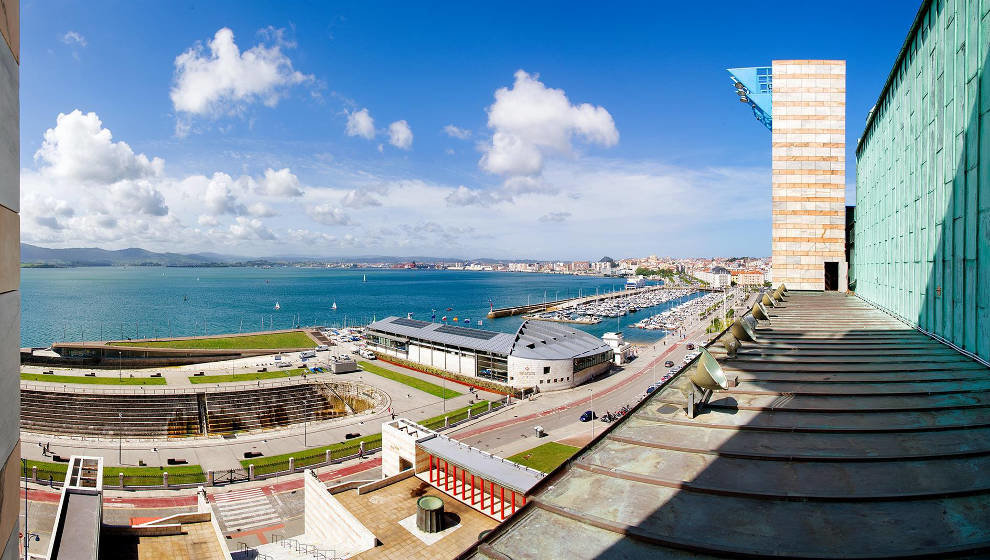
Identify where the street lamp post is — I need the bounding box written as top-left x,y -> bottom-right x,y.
118,412 -> 123,464
590,388 -> 595,440
118,351 -> 122,381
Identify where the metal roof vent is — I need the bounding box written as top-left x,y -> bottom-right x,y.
417,495 -> 445,533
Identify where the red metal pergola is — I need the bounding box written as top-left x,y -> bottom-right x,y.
426,453 -> 521,520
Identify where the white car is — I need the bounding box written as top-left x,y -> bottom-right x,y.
359,349 -> 376,360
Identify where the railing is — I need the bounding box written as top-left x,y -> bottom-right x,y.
20,372 -> 341,395
235,541 -> 274,560
277,538 -> 337,560
21,396 -> 510,490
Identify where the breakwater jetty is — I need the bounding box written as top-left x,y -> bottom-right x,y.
487,285 -> 713,318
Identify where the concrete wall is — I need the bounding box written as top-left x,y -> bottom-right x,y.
0,0 -> 17,556
854,0 -> 990,363
404,343 -> 477,376
381,420 -> 432,478
303,470 -> 376,554
771,60 -> 847,291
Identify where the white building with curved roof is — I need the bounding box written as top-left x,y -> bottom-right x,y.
365,317 -> 614,391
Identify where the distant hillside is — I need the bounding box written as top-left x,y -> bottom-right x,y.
20,243 -> 538,267
20,244 -> 242,267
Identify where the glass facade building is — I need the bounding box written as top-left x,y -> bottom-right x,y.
854,0 -> 990,362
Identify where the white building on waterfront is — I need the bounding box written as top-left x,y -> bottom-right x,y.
365,317 -> 614,392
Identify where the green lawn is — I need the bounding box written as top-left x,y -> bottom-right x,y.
358,361 -> 462,399
22,459 -> 205,486
188,368 -> 308,384
241,432 -> 385,475
20,372 -> 167,385
241,400 -> 501,475
506,442 -> 580,473
113,331 -> 316,350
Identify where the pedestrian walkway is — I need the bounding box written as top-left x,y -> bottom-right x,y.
212,487 -> 281,533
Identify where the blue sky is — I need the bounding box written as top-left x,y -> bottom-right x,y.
20,1 -> 918,259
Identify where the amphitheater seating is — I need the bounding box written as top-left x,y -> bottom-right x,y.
20,390 -> 202,438
204,384 -> 346,434
21,381 -> 366,439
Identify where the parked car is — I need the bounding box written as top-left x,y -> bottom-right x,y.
664,360 -> 675,367
686,343 -> 696,350
580,410 -> 597,422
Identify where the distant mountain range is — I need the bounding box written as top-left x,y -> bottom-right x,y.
19,244 -> 523,267
20,244 -> 245,267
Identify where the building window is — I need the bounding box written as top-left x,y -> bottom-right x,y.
543,366 -> 551,374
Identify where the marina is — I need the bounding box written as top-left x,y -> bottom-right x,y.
632,289 -> 732,331
524,288 -> 698,323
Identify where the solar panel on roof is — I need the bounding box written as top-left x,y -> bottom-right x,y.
435,324 -> 500,340
391,317 -> 431,328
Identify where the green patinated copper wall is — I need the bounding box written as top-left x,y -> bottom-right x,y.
854,0 -> 990,361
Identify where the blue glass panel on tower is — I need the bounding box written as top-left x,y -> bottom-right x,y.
727,67 -> 772,130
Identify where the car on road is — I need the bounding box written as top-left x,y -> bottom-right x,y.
359,349 -> 376,360
686,343 -> 696,350
664,360 -> 675,367
579,410 -> 597,422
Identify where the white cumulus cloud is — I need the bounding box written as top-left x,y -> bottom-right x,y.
346,108 -> 375,140
443,125 -> 471,139
480,70 -> 618,178
257,167 -> 303,197
35,110 -> 164,184
170,27 -> 312,129
229,216 -> 276,240
308,203 -> 352,225
388,120 -> 413,150
61,31 -> 87,47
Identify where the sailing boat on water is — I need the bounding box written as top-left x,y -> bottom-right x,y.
332,300 -> 338,311
274,301 -> 281,311
362,274 -> 367,283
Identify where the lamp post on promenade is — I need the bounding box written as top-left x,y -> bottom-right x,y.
590,388 -> 595,440
118,412 -> 123,465
118,351 -> 122,381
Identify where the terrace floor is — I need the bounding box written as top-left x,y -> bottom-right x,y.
337,476 -> 497,560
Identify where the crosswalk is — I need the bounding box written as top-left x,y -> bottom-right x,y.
212,487 -> 281,532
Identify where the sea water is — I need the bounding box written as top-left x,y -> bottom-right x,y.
20,267 -> 701,347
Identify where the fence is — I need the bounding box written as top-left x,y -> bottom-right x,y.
21,398 -> 509,490
20,372 -> 339,396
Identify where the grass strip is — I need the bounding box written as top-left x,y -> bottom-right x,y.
188,368 -> 308,384
113,331 -> 316,350
506,442 -> 580,473
358,361 -> 462,399
241,400 -> 501,475
21,373 -> 167,385
22,459 -> 205,486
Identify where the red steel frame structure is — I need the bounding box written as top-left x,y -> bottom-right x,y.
424,452 -> 522,520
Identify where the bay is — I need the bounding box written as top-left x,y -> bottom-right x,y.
20,267 -> 698,347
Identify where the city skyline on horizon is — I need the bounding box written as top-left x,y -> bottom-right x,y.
20,1 -> 916,259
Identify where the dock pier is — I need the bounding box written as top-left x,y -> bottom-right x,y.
487,285 -> 705,319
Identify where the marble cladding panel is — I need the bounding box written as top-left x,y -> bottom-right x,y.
0,42 -> 16,213
0,291 -> 17,465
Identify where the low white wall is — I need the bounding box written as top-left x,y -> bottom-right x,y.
304,471 -> 376,553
